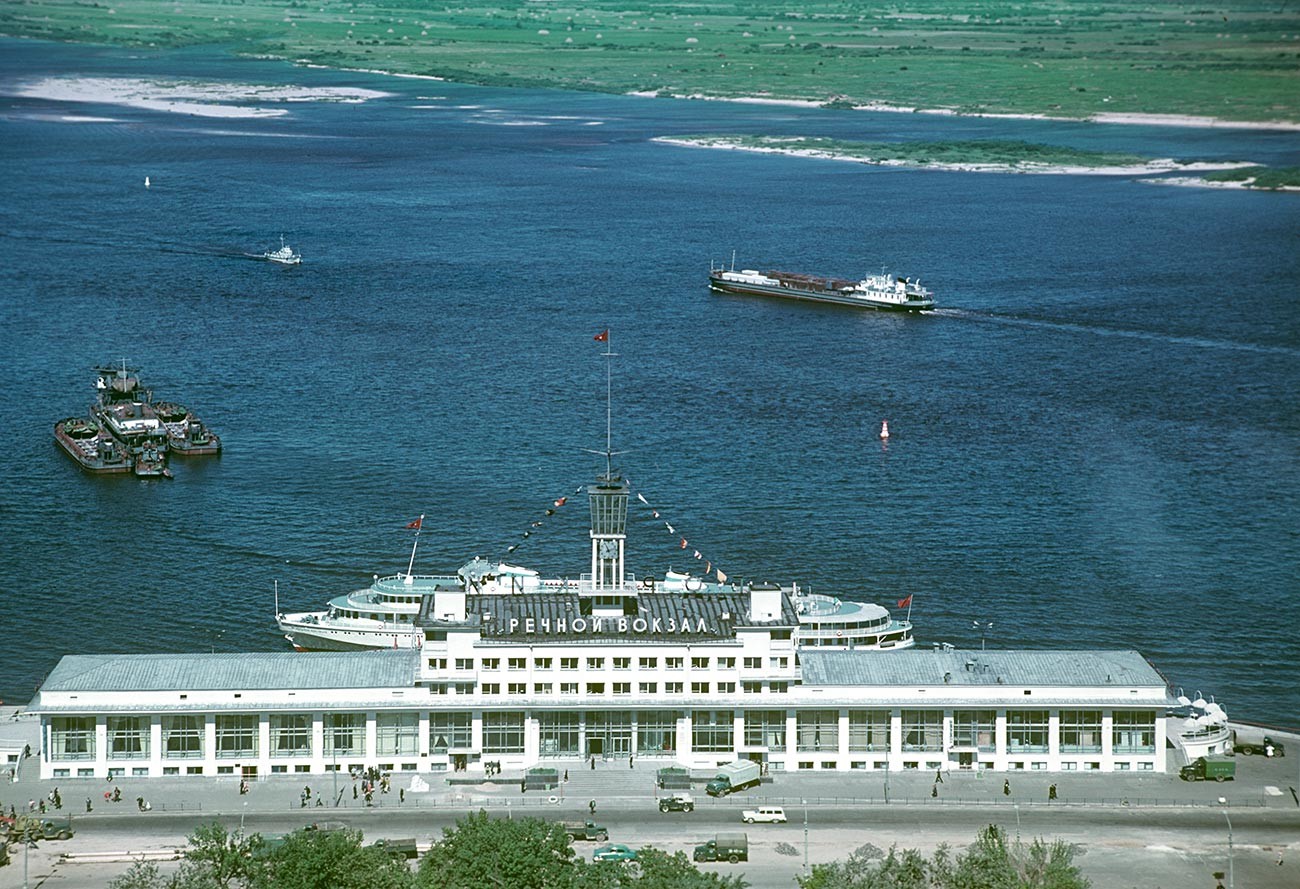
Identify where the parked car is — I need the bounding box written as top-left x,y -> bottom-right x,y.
592,843 -> 637,862
741,806 -> 787,824
659,792 -> 695,813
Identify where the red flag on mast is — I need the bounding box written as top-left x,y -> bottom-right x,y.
897,594 -> 912,609
593,329 -> 609,342
406,517 -> 423,530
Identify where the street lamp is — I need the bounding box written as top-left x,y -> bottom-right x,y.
1222,809 -> 1234,889
802,798 -> 808,870
1013,803 -> 1020,846
972,620 -> 993,651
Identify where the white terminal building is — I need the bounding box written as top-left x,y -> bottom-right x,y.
28,469 -> 1198,781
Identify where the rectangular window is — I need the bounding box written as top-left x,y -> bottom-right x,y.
561,657 -> 578,671
639,657 -> 658,670
847,707 -> 889,748
560,682 -> 579,695
587,682 -> 606,695
427,657 -> 447,670
639,682 -> 658,694
665,682 -> 684,694
534,683 -> 553,695
483,712 -> 525,754
162,715 -> 203,760
770,681 -> 789,694
1007,710 -> 1050,754
375,713 -> 419,757
1059,710 -> 1102,754
691,657 -> 710,670
613,657 -> 631,670
507,683 -> 527,695
538,712 -> 580,756
769,657 -> 788,670
797,710 -> 839,752
215,714 -> 259,759
744,710 -> 787,749
613,682 -> 631,695
50,716 -> 96,760
743,681 -> 762,694
481,683 -> 500,695
324,713 -> 364,757
270,714 -> 312,758
952,710 -> 996,752
428,712 -> 472,751
692,710 -> 735,753
508,657 -> 526,670
107,716 -> 149,760
665,657 -> 683,670
744,657 -> 762,670
587,657 -> 605,670
901,710 -> 944,753
1112,711 -> 1156,754
455,658 -> 473,671
535,657 -> 553,670
717,682 -> 736,694
481,658 -> 500,670
637,710 -> 678,754
691,682 -> 710,694
455,683 -> 475,695
718,657 -> 736,669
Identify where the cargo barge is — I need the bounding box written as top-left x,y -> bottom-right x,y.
709,260 -> 935,312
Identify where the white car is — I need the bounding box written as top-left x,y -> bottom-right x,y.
741,806 -> 786,824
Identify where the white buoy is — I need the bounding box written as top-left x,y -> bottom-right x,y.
880,420 -> 890,440
144,176 -> 151,188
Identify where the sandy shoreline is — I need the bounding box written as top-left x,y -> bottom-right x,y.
653,136 -> 1260,178
626,90 -> 1300,132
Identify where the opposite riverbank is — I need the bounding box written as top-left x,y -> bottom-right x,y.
2,1 -> 1299,128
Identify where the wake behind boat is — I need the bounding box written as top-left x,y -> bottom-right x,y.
709,258 -> 935,312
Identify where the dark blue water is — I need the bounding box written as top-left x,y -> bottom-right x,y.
2,41 -> 1297,725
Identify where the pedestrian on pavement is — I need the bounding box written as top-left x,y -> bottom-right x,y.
399,788 -> 405,804
629,755 -> 634,769
935,768 -> 943,784
931,784 -> 938,798
588,799 -> 596,815
38,799 -> 46,814
1048,784 -> 1057,801
137,797 -> 145,812
1003,779 -> 1010,797
304,785 -> 312,800
520,778 -> 526,794
300,791 -> 307,808
353,784 -> 358,800
85,797 -> 92,813
364,790 -> 373,807
27,798 -> 36,812
53,788 -> 62,809
316,796 -> 324,807
590,756 -> 595,770
563,769 -> 569,783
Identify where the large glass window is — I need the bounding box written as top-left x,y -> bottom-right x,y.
848,711 -> 890,752
539,712 -> 580,757
691,710 -> 734,753
743,710 -> 787,749
637,711 -> 678,754
901,709 -> 943,752
270,714 -> 312,758
483,712 -> 525,754
107,716 -> 149,760
325,713 -> 365,757
376,713 -> 419,757
952,710 -> 996,752
1112,711 -> 1156,754
796,710 -> 839,752
50,717 -> 96,760
162,715 -> 204,759
429,712 -> 472,752
215,715 -> 258,759
1059,710 -> 1102,754
1007,710 -> 1050,754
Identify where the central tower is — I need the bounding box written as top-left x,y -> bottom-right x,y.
589,471 -> 628,589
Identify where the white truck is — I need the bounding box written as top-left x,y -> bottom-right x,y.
705,760 -> 762,797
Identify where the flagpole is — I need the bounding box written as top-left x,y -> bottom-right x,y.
406,514 -> 425,580
906,598 -> 913,624
604,330 -> 613,478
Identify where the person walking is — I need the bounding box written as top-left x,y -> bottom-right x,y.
85,797 -> 93,813
935,768 -> 943,784
590,756 -> 595,770
353,784 -> 358,800
1003,779 -> 1011,797
1048,784 -> 1057,801
931,784 -> 938,798
563,769 -> 569,783
588,799 -> 596,816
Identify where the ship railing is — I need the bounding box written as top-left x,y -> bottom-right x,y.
796,594 -> 845,616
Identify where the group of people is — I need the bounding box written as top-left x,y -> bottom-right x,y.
484,761 -> 505,777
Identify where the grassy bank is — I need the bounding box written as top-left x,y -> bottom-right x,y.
1204,166 -> 1300,188
3,2 -> 1299,124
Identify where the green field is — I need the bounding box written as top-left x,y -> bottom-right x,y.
1204,165 -> 1300,188
3,2 -> 1299,123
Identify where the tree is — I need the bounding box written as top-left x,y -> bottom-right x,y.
414,811 -> 577,889
250,827 -> 413,889
108,859 -> 166,889
177,822 -> 262,889
798,845 -> 929,889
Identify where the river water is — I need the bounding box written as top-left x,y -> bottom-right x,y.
1,40 -> 1297,725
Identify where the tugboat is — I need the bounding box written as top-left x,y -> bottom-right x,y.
153,401 -> 222,456
132,439 -> 172,479
709,257 -> 935,312
53,417 -> 132,474
91,362 -> 167,454
263,235 -> 301,265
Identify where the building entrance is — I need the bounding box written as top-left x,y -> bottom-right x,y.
587,738 -> 604,757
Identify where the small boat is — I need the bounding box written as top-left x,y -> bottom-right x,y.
263,235 -> 301,265
144,176 -> 150,188
53,417 -> 132,474
709,258 -> 935,312
153,401 -> 222,456
880,420 -> 890,440
133,439 -> 171,479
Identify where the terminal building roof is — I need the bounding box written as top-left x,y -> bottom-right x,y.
37,650 -> 419,693
799,649 -> 1167,688
420,591 -> 798,641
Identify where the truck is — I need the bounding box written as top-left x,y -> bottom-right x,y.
1180,755 -> 1236,782
560,820 -> 609,842
368,838 -> 419,860
693,833 -> 749,864
1233,733 -> 1286,757
705,761 -> 762,797
658,792 -> 695,813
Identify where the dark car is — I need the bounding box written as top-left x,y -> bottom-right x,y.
659,792 -> 695,813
